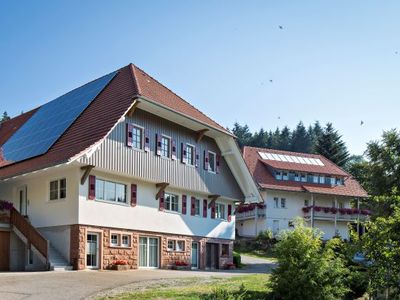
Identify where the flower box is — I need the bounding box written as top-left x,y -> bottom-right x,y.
314,206 -> 322,212
171,260 -> 190,270
225,262 -> 236,270
111,264 -> 130,271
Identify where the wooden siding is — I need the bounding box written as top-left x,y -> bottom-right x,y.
79,109 -> 244,200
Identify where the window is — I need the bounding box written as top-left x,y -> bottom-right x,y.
300,173 -> 307,182
49,178 -> 67,200
294,173 -> 300,182
167,240 -> 175,251
165,193 -> 179,212
304,199 -> 309,207
275,171 -> 282,180
132,126 -> 143,149
176,240 -> 185,252
282,172 -> 289,180
122,235 -> 131,247
215,203 -> 225,219
167,240 -> 185,252
111,234 -> 119,246
274,197 -> 279,208
319,175 -> 325,184
208,151 -> 216,172
336,177 -> 343,185
281,198 -> 286,208
95,179 -> 127,203
339,202 -> 344,209
313,175 -> 319,184
161,136 -> 170,158
330,177 -> 335,185
221,244 -> 229,256
194,198 -> 201,216
185,144 -> 195,165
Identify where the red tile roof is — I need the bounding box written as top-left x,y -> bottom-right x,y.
0,64 -> 230,179
243,146 -> 368,198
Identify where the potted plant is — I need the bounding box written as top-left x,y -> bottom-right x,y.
111,260 -> 129,271
225,262 -> 236,270
172,260 -> 190,270
314,206 -> 322,212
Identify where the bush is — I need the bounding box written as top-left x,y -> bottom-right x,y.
269,218 -> 349,299
255,230 -> 275,251
233,251 -> 241,267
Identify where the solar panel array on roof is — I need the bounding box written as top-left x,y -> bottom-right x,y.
258,152 -> 325,166
1,71 -> 118,164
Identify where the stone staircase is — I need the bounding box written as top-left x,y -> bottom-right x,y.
49,245 -> 73,271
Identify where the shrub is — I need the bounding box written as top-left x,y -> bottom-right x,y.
269,218 -> 349,299
255,229 -> 274,251
233,251 -> 241,267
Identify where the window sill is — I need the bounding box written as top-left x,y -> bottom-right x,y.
47,198 -> 67,203
109,245 -> 132,249
163,210 -> 181,215
131,147 -> 145,153
94,199 -> 129,207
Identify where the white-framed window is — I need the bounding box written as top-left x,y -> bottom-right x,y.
132,125 -> 143,150
338,202 -> 344,209
313,175 -> 319,184
215,203 -> 225,219
185,144 -> 195,166
96,179 -> 127,203
161,136 -> 171,158
167,240 -> 175,251
273,197 -> 279,208
165,193 -> 179,212
122,235 -> 131,247
304,199 -> 309,207
281,198 -> 286,208
282,172 -> 289,180
294,173 -> 300,182
319,175 -> 325,184
336,177 -> 343,185
275,171 -> 282,180
111,234 -> 119,246
300,173 -> 307,182
167,240 -> 185,252
49,178 -> 67,200
221,244 -> 229,256
194,198 -> 201,216
330,177 -> 335,185
208,151 -> 216,173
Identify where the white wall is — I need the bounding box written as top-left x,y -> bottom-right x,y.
79,170 -> 236,240
39,226 -> 71,261
237,190 -> 353,239
0,165 -> 79,228
236,218 -> 266,237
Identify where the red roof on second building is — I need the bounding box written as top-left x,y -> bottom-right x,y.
243,146 -> 368,198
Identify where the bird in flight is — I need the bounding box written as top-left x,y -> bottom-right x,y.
279,25 -> 283,29
360,121 -> 364,126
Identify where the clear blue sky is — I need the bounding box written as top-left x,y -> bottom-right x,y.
1,1 -> 399,155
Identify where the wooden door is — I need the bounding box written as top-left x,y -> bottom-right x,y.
0,231 -> 10,271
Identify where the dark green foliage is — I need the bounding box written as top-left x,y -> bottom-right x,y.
0,111 -> 10,123
233,251 -> 241,267
314,123 -> 350,167
232,123 -> 253,149
291,121 -> 312,153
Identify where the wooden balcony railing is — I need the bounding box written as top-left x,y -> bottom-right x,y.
10,207 -> 49,261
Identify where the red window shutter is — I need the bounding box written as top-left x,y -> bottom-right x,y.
171,139 -> 177,160
204,150 -> 209,170
228,204 -> 232,222
131,184 -> 137,207
181,143 -> 186,164
159,191 -> 165,211
195,148 -> 199,168
144,129 -> 150,152
126,123 -> 133,147
216,154 -> 221,174
156,133 -> 162,156
182,195 -> 187,214
88,175 -> 96,200
211,201 -> 216,219
203,199 -> 208,218
191,196 -> 196,216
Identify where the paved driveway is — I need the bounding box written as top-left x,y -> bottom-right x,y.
0,255 -> 275,300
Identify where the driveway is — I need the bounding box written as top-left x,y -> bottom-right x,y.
0,255 -> 275,300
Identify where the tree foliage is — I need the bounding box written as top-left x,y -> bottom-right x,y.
0,111 -> 10,123
270,219 -> 349,300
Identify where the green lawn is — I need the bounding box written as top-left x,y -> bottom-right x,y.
98,274 -> 271,300
237,249 -> 277,262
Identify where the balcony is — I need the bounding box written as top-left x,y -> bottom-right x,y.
303,206 -> 370,222
235,203 -> 266,221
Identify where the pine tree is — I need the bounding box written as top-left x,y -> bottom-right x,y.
250,128 -> 267,147
291,122 -> 312,153
278,126 -> 292,151
232,122 -> 252,149
270,128 -> 281,149
314,123 -> 350,167
1,111 -> 10,123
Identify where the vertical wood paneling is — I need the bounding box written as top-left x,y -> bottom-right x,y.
80,109 -> 244,199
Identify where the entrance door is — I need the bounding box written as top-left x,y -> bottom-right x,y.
0,231 -> 10,271
206,243 -> 219,269
17,186 -> 27,216
191,242 -> 199,269
86,233 -> 99,269
139,237 -> 159,268
272,220 -> 280,236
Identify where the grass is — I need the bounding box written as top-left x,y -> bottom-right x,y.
98,274 -> 271,300
236,249 -> 277,262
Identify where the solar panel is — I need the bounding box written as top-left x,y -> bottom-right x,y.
259,151 -> 325,167
1,71 -> 118,163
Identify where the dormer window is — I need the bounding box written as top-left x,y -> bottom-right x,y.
275,171 -> 282,180
282,172 -> 289,181
319,175 -> 325,184
336,177 -> 343,185
313,175 -> 319,184
294,173 -> 300,182
300,173 -> 307,182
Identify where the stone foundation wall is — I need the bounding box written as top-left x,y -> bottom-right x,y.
70,224 -> 233,270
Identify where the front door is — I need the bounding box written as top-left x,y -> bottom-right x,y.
86,233 -> 99,269
191,242 -> 199,269
0,231 -> 10,271
17,186 -> 27,216
139,237 -> 159,268
206,243 -> 219,269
